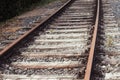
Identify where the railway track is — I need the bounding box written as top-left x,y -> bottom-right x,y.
0,0 -> 105,80
91,0 -> 120,80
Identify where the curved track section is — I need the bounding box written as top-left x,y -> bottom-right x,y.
84,0 -> 100,79
0,0 -> 99,80
91,0 -> 120,79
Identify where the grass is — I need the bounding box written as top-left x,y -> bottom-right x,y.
21,0 -> 57,11
106,35 -> 113,47
0,0 -> 58,22
0,0 -> 58,39
36,0 -> 57,6
23,0 -> 57,14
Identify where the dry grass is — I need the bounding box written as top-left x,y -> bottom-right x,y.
0,20 -> 21,41
106,35 -> 113,47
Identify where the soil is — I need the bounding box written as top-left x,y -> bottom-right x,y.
0,0 -> 68,42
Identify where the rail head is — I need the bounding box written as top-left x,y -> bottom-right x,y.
84,0 -> 100,80
0,0 -> 100,79
0,0 -> 72,57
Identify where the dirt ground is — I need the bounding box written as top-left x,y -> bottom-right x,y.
0,0 -> 67,42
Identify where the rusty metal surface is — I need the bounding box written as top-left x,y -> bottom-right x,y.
0,0 -> 100,79
0,0 -> 72,56
84,0 -> 100,80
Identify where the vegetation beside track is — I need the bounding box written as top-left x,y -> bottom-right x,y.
0,0 -> 56,22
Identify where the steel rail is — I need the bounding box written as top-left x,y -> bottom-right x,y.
0,0 -> 72,56
84,0 -> 100,80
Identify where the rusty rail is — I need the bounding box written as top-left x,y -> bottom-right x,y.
84,0 -> 100,80
0,0 -> 100,79
0,0 -> 72,56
